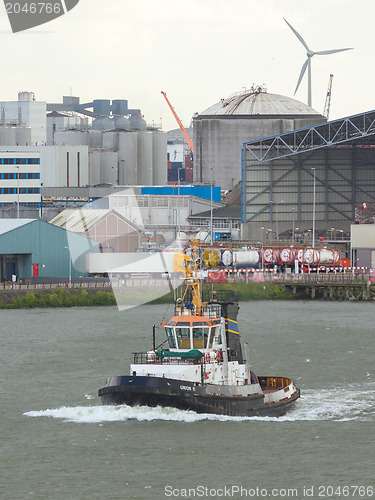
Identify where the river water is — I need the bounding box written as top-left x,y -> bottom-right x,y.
2,301 -> 375,500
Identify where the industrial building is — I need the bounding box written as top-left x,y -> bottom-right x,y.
0,219 -> 98,282
49,96 -> 167,187
0,151 -> 41,215
49,208 -> 143,253
241,109 -> 375,241
193,85 -> 325,190
167,128 -> 193,183
1,92 -> 47,145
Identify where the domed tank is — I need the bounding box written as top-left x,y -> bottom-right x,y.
129,112 -> 146,130
152,131 -> 167,185
194,87 -> 326,190
137,131 -> 153,185
118,131 -> 138,185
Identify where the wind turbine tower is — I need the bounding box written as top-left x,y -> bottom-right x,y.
284,18 -> 353,108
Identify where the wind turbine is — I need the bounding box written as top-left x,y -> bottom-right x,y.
284,18 -> 353,108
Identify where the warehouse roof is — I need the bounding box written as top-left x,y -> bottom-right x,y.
0,219 -> 35,236
49,208 -> 141,234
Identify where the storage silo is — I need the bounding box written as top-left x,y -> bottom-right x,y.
100,151 -> 118,185
103,131 -> 119,151
54,130 -> 89,146
137,131 -> 153,185
194,86 -> 325,189
15,127 -> 31,146
118,131 -> 138,185
89,151 -> 101,186
129,111 -> 147,130
0,127 -> 16,146
152,130 -> 167,185
88,130 -> 103,149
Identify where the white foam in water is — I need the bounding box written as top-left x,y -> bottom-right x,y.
24,383 -> 375,423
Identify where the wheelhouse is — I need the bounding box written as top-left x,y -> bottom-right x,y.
162,315 -> 222,351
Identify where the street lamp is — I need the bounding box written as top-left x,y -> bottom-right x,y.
330,227 -> 335,240
276,201 -> 284,240
259,227 -> 264,271
15,165 -> 20,219
312,168 -> 316,248
64,246 -> 72,287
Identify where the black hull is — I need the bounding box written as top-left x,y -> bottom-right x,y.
98,375 -> 300,417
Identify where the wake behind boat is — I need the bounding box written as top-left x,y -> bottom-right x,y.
99,244 -> 300,417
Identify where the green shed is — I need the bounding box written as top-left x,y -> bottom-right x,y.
0,219 -> 99,282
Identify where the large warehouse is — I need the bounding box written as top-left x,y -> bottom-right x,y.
193,85 -> 325,190
242,109 -> 375,241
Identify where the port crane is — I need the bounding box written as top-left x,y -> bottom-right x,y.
161,91 -> 194,154
323,74 -> 334,120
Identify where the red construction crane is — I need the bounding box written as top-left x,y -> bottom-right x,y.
161,91 -> 194,154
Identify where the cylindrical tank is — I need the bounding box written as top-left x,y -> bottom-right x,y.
15,127 -> 31,146
137,131 -> 153,185
233,250 -> 259,266
129,111 -> 146,130
100,151 -> 118,185
262,247 -> 279,265
0,127 -> 16,146
102,131 -> 119,151
118,131 -> 138,185
93,99 -> 111,116
204,249 -> 221,267
54,130 -> 89,146
152,131 -> 167,185
114,116 -> 130,130
280,247 -> 295,264
89,151 -> 101,186
320,249 -> 336,264
112,99 -> 128,116
88,130 -> 103,149
18,91 -> 35,101
221,249 -> 233,266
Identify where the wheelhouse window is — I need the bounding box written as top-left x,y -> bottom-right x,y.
211,325 -> 221,345
176,327 -> 191,349
165,327 -> 177,349
192,326 -> 210,349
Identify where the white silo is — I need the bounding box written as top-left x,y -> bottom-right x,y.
0,127 -> 16,146
118,131 -> 138,185
152,130 -> 167,185
88,130 -> 103,149
54,130 -> 89,146
89,151 -> 101,186
137,131 -> 153,185
100,151 -> 118,185
103,130 -> 119,150
15,127 -> 31,146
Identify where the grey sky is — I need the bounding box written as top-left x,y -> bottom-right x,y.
0,0 -> 369,131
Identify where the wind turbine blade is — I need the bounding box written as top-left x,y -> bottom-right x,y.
314,48 -> 353,56
294,58 -> 309,95
284,18 -> 310,51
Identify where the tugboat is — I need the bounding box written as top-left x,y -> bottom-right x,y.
99,246 -> 300,417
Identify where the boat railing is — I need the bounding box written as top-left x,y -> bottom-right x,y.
132,351 -> 204,365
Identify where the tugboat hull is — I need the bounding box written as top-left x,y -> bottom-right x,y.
98,375 -> 300,418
